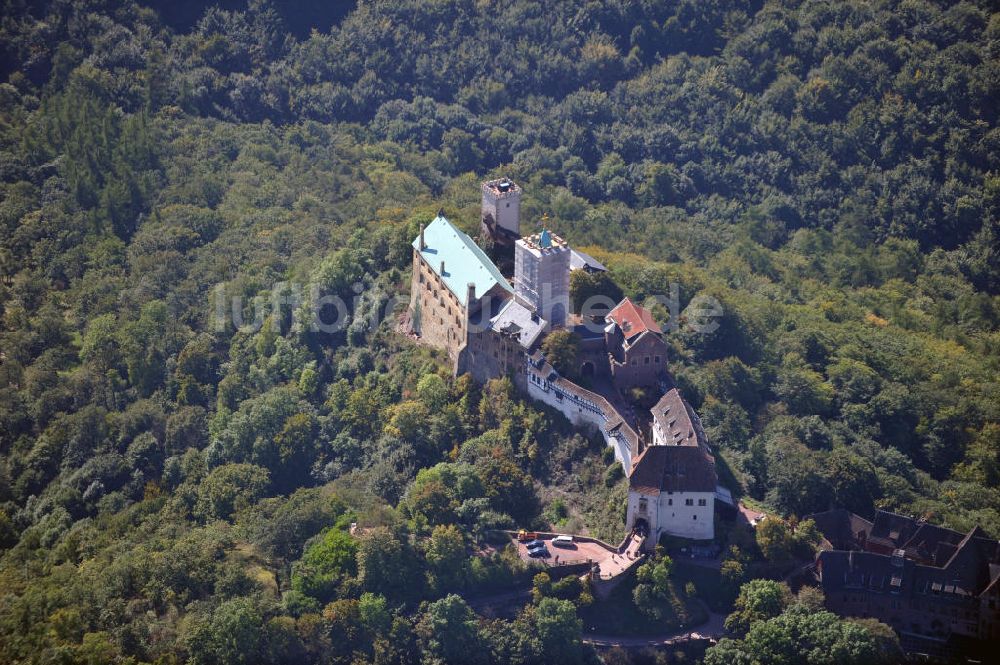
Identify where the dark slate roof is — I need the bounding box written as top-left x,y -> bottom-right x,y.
934,526 -> 999,592
808,509 -> 874,550
868,510 -> 924,549
569,248 -> 607,272
902,522 -> 966,565
818,521 -> 1000,601
818,550 -> 915,595
987,564 -> 1000,594
633,387 -> 716,495
488,298 -> 547,350
629,442 -> 717,495
651,388 -> 702,446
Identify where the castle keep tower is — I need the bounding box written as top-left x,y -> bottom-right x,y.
514,228 -> 570,328
480,178 -> 522,246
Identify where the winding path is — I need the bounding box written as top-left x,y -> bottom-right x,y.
466,586 -> 727,650
582,601 -> 726,649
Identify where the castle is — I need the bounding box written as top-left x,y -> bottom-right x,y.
408,178 -> 721,548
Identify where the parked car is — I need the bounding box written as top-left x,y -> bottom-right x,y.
528,546 -> 550,558
552,535 -> 574,548
525,540 -> 544,550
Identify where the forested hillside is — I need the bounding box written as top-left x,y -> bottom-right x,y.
0,1 -> 997,663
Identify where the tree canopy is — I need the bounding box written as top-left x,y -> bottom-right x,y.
0,0 -> 997,662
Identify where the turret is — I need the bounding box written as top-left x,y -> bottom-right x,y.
481,178 -> 522,238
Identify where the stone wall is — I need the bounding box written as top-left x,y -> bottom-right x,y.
526,362 -> 636,472
410,251 -> 466,360
459,328 -> 528,391
609,332 -> 668,391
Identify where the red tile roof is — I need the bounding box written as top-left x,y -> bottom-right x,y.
608,298 -> 661,339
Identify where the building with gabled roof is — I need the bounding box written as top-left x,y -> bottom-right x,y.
605,297 -> 669,391
409,214 -> 516,369
608,297 -> 661,339
526,351 -> 640,472
810,509 -> 1000,658
626,388 -> 718,543
413,214 -> 512,309
459,296 -> 548,387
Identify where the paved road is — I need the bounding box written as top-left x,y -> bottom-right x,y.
465,589 -> 727,649
582,601 -> 726,649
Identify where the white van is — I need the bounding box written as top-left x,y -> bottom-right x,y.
552,535 -> 574,548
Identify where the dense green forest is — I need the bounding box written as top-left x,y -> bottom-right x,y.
0,0 -> 997,663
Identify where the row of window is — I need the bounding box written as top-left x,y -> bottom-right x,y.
665,498 -> 708,506
418,261 -> 456,307
421,292 -> 461,326
629,355 -> 662,367
642,497 -> 710,508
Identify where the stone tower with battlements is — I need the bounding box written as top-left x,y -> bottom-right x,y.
480,178 -> 522,248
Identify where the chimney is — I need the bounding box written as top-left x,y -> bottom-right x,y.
440,260 -> 445,276
467,282 -> 476,304
418,224 -> 425,250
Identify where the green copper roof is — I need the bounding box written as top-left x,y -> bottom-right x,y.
413,215 -> 512,306
539,228 -> 552,248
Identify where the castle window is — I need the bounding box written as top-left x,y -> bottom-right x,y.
698,499 -> 707,506
685,499 -> 693,506
639,498 -> 648,513
693,515 -> 697,520
644,356 -> 650,364
630,358 -> 637,366
655,356 -> 661,363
